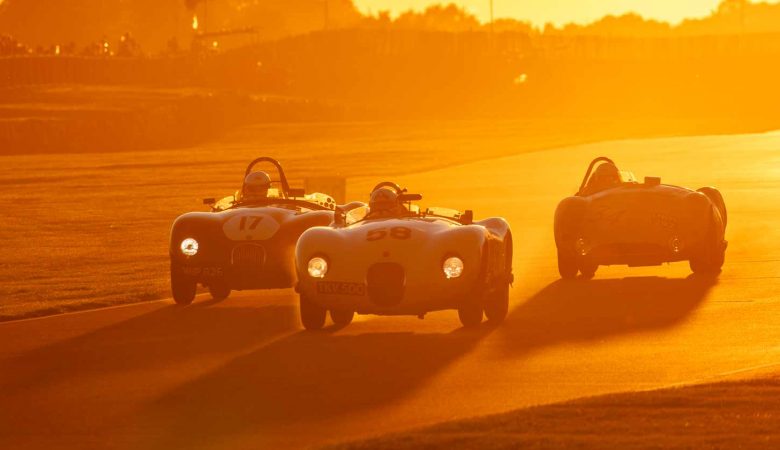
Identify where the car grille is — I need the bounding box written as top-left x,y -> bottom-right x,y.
231,244 -> 266,267
367,263 -> 405,307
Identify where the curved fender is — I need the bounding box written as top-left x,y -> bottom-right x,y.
474,217 -> 511,240
295,226 -> 346,275
554,196 -> 588,245
170,212 -> 223,255
696,186 -> 727,230
431,225 -> 486,255
685,190 -> 726,243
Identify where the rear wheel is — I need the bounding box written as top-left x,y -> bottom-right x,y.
208,280 -> 231,301
171,266 -> 197,306
690,218 -> 726,275
300,293 -> 327,330
690,249 -> 724,275
557,248 -> 578,279
330,309 -> 355,327
579,260 -> 598,279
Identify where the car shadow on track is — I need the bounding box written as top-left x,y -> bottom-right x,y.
0,301 -> 299,393
498,274 -> 717,353
129,325 -> 493,449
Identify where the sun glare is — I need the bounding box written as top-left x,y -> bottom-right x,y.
353,0 -> 742,27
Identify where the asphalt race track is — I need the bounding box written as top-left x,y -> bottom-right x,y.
2,131 -> 780,449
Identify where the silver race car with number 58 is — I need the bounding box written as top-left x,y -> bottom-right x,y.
169,157 -> 337,305
295,182 -> 514,330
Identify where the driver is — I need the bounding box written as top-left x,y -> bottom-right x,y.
367,187 -> 406,218
584,162 -> 621,195
241,171 -> 272,202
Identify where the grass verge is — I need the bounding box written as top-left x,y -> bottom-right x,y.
328,374 -> 780,450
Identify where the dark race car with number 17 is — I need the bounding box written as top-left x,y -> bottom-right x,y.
554,156 -> 727,279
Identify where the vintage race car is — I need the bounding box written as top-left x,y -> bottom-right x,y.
294,182 -> 514,330
554,157 -> 728,279
169,157 -> 337,305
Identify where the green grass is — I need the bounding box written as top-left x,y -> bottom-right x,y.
328,375 -> 780,450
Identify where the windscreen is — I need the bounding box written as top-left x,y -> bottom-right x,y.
425,207 -> 461,220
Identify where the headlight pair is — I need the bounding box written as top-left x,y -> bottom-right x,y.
307,256 -> 462,279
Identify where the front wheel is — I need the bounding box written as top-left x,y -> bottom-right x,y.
208,280 -> 231,301
171,266 -> 197,306
300,294 -> 327,330
458,301 -> 483,328
484,281 -> 509,323
330,309 -> 355,327
557,248 -> 578,279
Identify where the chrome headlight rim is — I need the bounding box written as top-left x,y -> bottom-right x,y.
180,238 -> 199,257
307,256 -> 329,278
442,255 -> 465,279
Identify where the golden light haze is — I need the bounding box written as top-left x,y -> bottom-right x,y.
353,0 -> 779,26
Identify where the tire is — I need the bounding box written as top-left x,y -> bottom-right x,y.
330,309 -> 355,327
555,197 -> 587,280
171,266 -> 197,306
484,282 -> 509,323
300,293 -> 327,330
557,248 -> 578,279
579,260 -> 598,279
690,217 -> 726,275
208,280 -> 231,301
485,237 -> 512,323
458,302 -> 483,328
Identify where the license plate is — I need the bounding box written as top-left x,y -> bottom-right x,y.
180,266 -> 223,277
317,281 -> 366,296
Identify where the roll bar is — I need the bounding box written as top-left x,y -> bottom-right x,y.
245,157 -> 292,198
578,156 -> 616,195
371,181 -> 405,195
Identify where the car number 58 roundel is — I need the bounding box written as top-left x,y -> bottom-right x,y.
223,213 -> 281,241
366,226 -> 412,241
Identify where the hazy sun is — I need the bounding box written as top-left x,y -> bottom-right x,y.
352,0 -> 762,26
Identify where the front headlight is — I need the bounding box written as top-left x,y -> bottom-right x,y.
180,238 -> 199,257
443,256 -> 464,279
308,257 -> 328,278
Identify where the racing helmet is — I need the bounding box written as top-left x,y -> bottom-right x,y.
590,162 -> 621,189
242,171 -> 272,202
369,187 -> 399,213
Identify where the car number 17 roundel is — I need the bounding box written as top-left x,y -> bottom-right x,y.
222,213 -> 281,241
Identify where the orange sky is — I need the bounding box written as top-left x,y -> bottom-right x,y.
353,0 -> 777,26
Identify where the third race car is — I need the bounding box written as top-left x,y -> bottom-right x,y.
554,156 -> 728,279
